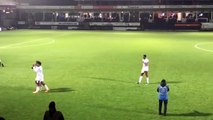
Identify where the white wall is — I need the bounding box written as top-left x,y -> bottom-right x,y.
0,0 -> 16,5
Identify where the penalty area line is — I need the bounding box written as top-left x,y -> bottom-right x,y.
194,42 -> 213,53
0,38 -> 55,49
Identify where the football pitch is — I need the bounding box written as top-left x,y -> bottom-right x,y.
0,30 -> 213,120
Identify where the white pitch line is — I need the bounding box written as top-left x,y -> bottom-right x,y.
1,38 -> 49,48
194,42 -> 213,53
0,33 -> 69,49
0,38 -> 55,49
7,39 -> 55,49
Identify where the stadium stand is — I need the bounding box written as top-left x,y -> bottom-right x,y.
0,0 -> 213,30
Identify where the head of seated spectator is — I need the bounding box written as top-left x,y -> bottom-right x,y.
0,117 -> 5,120
43,101 -> 64,120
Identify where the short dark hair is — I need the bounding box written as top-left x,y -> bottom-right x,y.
36,61 -> 42,65
49,101 -> 56,109
161,79 -> 166,83
143,54 -> 147,57
161,79 -> 167,87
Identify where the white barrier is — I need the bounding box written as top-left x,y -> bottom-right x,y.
113,27 -> 138,31
89,22 -> 140,26
17,21 -> 26,25
201,23 -> 213,30
35,22 -> 79,26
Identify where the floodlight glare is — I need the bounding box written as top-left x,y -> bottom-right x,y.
199,13 -> 203,17
161,13 -> 165,16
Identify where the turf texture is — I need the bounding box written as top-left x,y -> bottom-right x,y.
0,30 -> 213,120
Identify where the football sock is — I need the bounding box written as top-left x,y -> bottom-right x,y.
44,85 -> 49,90
138,76 -> 143,83
36,86 -> 40,92
146,77 -> 149,84
39,86 -> 43,91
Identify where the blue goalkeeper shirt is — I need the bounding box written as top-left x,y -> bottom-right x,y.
157,85 -> 169,100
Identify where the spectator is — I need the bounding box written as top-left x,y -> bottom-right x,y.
0,117 -> 5,120
43,101 -> 64,120
157,79 -> 169,116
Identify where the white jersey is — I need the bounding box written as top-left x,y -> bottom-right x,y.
33,66 -> 44,81
141,58 -> 149,73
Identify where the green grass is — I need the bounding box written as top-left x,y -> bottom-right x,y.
0,30 -> 213,120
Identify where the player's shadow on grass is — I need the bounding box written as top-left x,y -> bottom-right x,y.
49,88 -> 75,93
86,77 -> 133,84
168,110 -> 213,117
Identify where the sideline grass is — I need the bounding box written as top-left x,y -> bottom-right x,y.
0,30 -> 213,120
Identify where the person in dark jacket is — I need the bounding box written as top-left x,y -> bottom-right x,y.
157,79 -> 169,116
43,101 -> 64,120
0,116 -> 5,120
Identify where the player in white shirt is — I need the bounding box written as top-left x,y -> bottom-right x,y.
32,60 -> 49,93
137,54 -> 149,84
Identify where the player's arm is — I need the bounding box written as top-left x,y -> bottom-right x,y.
31,64 -> 34,69
32,65 -> 38,72
142,59 -> 145,66
143,60 -> 148,66
157,86 -> 159,92
167,86 -> 170,92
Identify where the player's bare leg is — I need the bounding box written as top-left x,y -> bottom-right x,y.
39,85 -> 43,91
39,82 -> 44,91
145,71 -> 149,84
0,61 -> 4,67
33,81 -> 40,93
41,81 -> 49,93
137,73 -> 144,84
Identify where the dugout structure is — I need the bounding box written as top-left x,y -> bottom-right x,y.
1,0 -> 213,30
